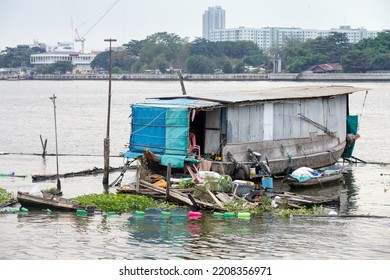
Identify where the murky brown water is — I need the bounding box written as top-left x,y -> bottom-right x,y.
0,80 -> 389,259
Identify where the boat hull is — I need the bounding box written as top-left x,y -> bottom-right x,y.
284,173 -> 344,187
17,191 -> 82,211
211,135 -> 346,176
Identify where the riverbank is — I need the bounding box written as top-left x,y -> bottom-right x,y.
24,72 -> 390,82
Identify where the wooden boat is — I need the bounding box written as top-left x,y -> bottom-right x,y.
284,173 -> 344,187
283,167 -> 345,188
123,85 -> 367,179
16,191 -> 85,211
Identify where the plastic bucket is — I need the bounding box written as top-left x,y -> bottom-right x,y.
262,176 -> 273,191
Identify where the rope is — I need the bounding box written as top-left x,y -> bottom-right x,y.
130,111 -> 166,136
358,90 -> 369,133
108,158 -> 136,188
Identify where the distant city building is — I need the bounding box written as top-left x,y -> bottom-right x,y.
203,7 -> 381,50
209,25 -> 380,50
202,6 -> 225,40
30,42 -> 96,73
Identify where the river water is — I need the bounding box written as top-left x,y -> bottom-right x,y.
0,80 -> 389,260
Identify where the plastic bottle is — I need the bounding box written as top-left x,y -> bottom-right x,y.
188,211 -> 202,218
223,212 -> 236,218
7,207 -> 19,213
238,212 -> 251,219
213,212 -> 224,217
161,211 -> 171,216
134,210 -> 145,216
76,209 -> 88,216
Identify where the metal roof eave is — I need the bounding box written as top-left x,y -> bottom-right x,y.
136,86 -> 369,108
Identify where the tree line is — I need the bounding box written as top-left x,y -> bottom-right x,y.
1,30 -> 389,74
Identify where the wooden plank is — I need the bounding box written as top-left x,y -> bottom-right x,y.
139,179 -> 193,206
206,189 -> 226,210
170,189 -> 225,210
139,179 -> 225,211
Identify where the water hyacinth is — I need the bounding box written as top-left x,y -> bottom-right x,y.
0,188 -> 14,205
73,193 -> 161,213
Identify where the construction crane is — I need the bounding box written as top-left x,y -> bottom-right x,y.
75,0 -> 119,53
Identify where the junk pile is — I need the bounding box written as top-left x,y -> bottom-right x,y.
117,154 -> 339,212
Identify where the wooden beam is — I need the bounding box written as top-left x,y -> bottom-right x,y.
206,189 -> 226,210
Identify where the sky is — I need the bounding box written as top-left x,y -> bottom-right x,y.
0,0 -> 389,53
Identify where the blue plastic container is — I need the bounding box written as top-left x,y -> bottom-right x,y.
262,176 -> 273,191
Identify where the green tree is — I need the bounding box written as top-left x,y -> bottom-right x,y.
306,32 -> 351,62
112,66 -> 123,74
0,45 -> 45,68
112,51 -> 137,72
123,39 -> 144,56
341,49 -> 372,72
90,51 -> 109,70
185,55 -> 214,74
189,38 -> 221,57
52,60 -> 74,74
233,62 -> 245,73
243,53 -> 268,66
371,54 -> 390,70
150,54 -> 170,73
352,31 -> 390,71
35,64 -> 54,74
222,60 -> 233,73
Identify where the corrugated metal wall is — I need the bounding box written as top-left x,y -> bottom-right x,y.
227,104 -> 264,143
226,95 -> 346,144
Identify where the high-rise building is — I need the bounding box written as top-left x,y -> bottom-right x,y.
202,6 -> 225,40
210,25 -> 380,50
204,7 -> 381,50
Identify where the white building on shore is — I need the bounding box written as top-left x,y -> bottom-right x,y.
209,25 -> 380,50
30,42 -> 97,73
203,6 -> 381,50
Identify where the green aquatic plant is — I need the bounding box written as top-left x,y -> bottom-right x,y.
277,205 -> 326,219
73,193 -> 175,213
0,188 -> 14,205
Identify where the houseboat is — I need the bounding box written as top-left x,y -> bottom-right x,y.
123,85 -> 367,178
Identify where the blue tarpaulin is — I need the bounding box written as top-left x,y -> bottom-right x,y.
124,105 -> 189,167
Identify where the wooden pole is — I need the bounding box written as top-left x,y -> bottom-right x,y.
49,94 -> 61,191
103,38 -> 117,186
177,70 -> 186,95
166,163 -> 171,201
135,165 -> 141,192
39,134 -> 47,158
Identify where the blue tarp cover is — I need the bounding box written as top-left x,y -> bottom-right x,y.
124,105 -> 189,167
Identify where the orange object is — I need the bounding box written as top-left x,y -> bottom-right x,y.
154,179 -> 167,188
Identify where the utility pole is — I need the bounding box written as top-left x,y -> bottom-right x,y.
103,38 -> 117,186
49,94 -> 61,191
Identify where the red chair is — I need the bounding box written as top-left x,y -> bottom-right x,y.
188,132 -> 201,157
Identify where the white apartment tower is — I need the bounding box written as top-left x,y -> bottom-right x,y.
203,6 -> 226,40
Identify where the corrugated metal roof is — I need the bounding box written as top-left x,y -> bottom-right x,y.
140,97 -> 222,109
141,86 -> 368,108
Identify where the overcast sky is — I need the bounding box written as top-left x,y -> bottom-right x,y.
0,0 -> 389,52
